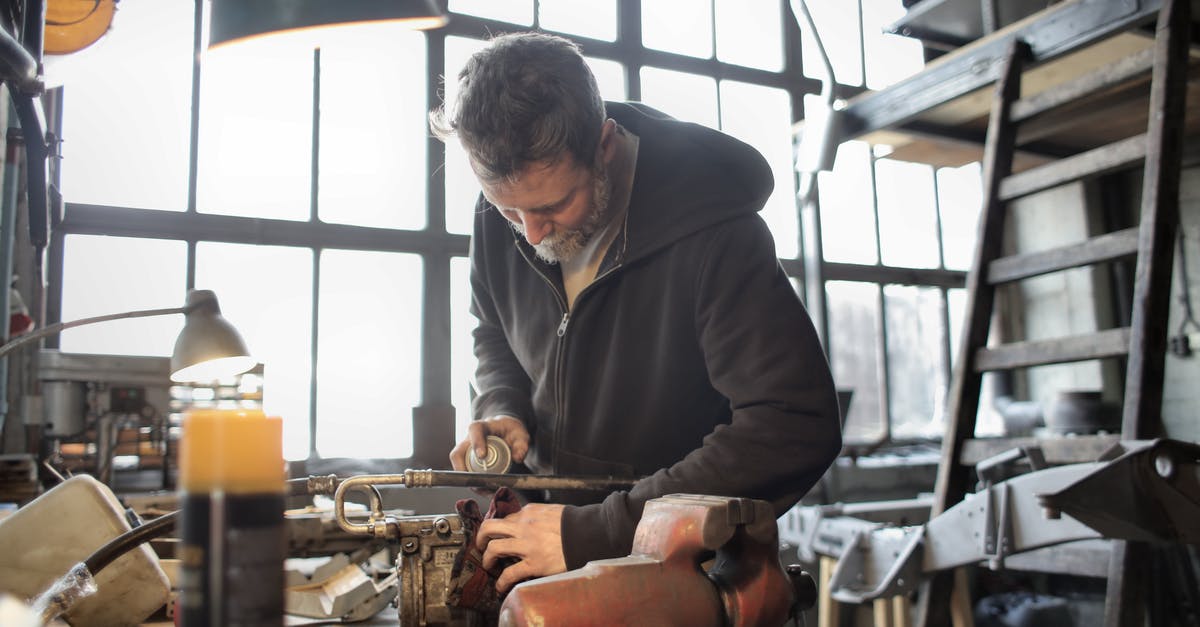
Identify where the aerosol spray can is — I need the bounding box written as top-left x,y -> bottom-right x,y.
179,409 -> 285,626
467,435 -> 512,474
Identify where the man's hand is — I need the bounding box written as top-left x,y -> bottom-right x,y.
475,503 -> 567,593
450,415 -> 531,471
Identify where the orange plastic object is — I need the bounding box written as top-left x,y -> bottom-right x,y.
178,409 -> 284,494
44,0 -> 117,55
498,494 -> 793,627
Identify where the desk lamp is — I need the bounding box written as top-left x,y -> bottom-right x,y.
208,0 -> 448,49
0,289 -> 254,382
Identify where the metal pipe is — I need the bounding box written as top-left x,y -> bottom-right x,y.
332,471 -> 641,536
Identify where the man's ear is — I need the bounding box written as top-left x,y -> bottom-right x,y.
597,118 -> 619,162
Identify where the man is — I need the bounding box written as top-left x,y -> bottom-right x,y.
430,32 -> 841,594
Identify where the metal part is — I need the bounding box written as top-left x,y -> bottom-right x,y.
332,470 -> 639,538
466,435 -> 511,474
1039,438 -> 1200,543
799,439 -> 1200,603
392,514 -> 481,627
286,563 -> 397,622
498,494 -> 802,627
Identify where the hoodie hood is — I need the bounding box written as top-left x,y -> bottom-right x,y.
606,101 -> 775,265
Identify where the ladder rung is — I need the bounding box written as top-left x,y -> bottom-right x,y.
1011,47 -> 1155,123
999,134 -> 1146,202
974,327 -> 1131,372
987,227 -> 1140,285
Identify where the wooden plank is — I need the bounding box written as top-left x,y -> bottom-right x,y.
893,595 -> 912,627
918,40 -> 1027,627
973,327 -> 1131,371
875,598 -> 895,627
998,134 -> 1146,201
824,261 -> 967,289
986,227 -> 1139,284
837,2 -> 1162,138
1002,539 -> 1114,579
1011,47 -> 1155,123
959,434 -> 1121,466
818,556 -> 840,627
949,568 -> 975,627
1121,0 -> 1189,441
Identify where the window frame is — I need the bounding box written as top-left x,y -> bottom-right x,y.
45,0 -> 972,471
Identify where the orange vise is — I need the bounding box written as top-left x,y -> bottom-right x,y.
498,494 -> 815,626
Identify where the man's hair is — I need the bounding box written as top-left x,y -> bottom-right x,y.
429,32 -> 606,183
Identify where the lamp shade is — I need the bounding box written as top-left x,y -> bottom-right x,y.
208,0 -> 447,49
170,290 -> 255,383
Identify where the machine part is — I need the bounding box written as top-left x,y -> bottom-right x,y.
498,494 -> 797,627
0,475 -> 170,626
285,506 -> 402,559
41,380 -> 85,435
30,561 -> 96,626
467,435 -> 511,474
285,563 -> 397,622
332,470 -> 638,538
781,496 -> 933,563
807,439 -> 1200,603
826,526 -> 924,604
392,513 -> 483,626
1039,438 -> 1200,543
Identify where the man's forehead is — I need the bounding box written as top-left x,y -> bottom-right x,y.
478,157 -> 583,195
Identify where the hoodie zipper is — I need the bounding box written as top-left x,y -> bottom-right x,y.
514,213 -> 629,474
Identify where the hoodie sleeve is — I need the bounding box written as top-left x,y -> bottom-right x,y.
469,198 -> 536,426
559,214 -> 842,568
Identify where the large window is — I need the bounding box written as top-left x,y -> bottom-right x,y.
48,0 -> 979,467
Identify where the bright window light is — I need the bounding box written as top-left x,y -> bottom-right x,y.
319,28 -> 427,230
195,242 -> 314,461
450,257 -> 476,442
642,0 -> 713,59
197,34 -> 313,220
316,250 -> 422,458
715,0 -> 783,71
640,67 -> 718,129
448,0 -> 533,25
540,0 -> 617,41
52,0 -> 192,211
443,37 -> 490,236
720,80 -> 797,258
60,235 -> 186,356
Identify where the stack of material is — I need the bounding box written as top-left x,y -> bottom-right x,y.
0,455 -> 40,506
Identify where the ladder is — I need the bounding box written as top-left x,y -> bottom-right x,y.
916,0 -> 1192,625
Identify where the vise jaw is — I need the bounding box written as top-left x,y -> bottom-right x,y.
498,494 -> 799,626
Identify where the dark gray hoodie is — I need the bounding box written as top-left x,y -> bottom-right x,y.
468,101 -> 842,569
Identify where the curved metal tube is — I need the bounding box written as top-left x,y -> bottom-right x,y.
0,27 -> 38,93
333,474 -> 408,536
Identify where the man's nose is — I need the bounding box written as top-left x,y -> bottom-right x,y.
521,214 -> 552,245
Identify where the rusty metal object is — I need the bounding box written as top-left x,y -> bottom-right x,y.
393,514 -> 483,626
498,494 -> 795,627
332,471 -> 639,538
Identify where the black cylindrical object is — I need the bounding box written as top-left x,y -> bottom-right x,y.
178,409 -> 285,627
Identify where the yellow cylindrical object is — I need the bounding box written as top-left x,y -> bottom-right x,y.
179,409 -> 285,626
179,409 -> 284,494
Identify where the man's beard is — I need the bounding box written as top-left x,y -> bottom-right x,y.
513,163 -> 613,264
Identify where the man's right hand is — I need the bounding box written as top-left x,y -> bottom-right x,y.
450,415 -> 531,471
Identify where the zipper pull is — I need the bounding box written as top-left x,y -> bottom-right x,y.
557,312 -> 570,337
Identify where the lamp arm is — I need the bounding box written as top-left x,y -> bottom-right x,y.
0,306 -> 186,361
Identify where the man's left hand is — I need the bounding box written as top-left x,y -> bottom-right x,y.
475,503 -> 567,593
